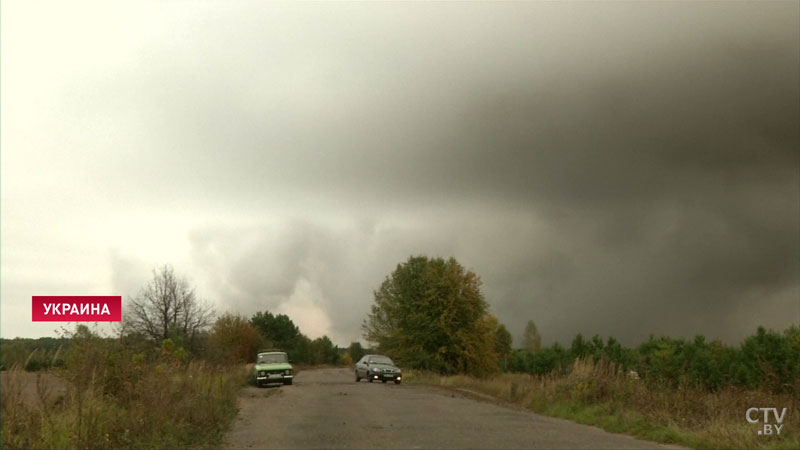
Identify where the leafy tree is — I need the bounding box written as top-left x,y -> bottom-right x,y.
570,333 -> 589,358
250,311 -> 302,351
602,336 -> 634,369
494,322 -> 513,368
523,320 -> 542,353
347,342 -> 366,362
309,336 -> 339,365
292,334 -> 312,364
507,342 -> 570,375
208,313 -> 264,363
126,265 -> 214,348
739,325 -> 800,393
362,255 -> 499,376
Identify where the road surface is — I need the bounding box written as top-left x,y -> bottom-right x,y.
224,367 -> 674,449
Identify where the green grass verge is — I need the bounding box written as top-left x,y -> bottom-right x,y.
404,363 -> 799,450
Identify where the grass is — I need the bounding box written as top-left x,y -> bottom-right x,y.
405,358 -> 799,449
1,362 -> 250,450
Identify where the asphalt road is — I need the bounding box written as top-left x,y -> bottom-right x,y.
224,367 -> 673,449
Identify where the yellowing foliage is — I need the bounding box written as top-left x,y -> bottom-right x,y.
363,256 -> 508,376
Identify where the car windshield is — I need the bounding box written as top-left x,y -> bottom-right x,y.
369,356 -> 393,365
258,353 -> 287,364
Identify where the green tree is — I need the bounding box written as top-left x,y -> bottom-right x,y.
309,336 -> 339,365
291,334 -> 312,364
362,255 -> 498,376
570,333 -> 589,358
347,341 -> 366,362
523,320 -> 542,353
250,311 -> 302,351
495,322 -> 513,362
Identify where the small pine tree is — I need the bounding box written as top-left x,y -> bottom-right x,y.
523,320 -> 542,353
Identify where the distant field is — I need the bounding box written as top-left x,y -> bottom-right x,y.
1,370 -> 68,408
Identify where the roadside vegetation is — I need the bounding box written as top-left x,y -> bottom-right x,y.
363,255 -> 800,449
1,265 -> 353,449
1,325 -> 248,450
3,257 -> 796,449
405,351 -> 799,449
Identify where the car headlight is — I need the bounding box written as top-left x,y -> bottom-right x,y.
259,371 -> 265,376
371,367 -> 381,372
284,369 -> 291,375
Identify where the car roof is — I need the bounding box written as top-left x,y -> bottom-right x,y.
258,351 -> 287,355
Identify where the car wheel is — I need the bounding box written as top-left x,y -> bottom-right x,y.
355,371 -> 361,382
394,380 -> 401,385
368,376 -> 373,383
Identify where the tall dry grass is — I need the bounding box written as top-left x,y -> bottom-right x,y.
1,361 -> 249,450
406,358 -> 799,449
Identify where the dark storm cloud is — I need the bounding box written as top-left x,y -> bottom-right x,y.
7,2 -> 796,343
157,3 -> 798,345
440,34 -> 800,343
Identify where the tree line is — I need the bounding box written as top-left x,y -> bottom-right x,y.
4,259 -> 796,397
360,255 -> 799,395
1,266 -> 366,370
507,325 -> 800,393
0,337 -> 69,371
121,265 -> 376,366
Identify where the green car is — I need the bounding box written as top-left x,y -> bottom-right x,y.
254,351 -> 293,386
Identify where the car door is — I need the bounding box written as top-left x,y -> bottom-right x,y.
356,356 -> 366,376
363,357 -> 372,377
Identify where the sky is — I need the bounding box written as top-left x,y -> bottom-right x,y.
2,1 -> 798,346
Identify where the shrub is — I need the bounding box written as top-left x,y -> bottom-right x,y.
507,326 -> 800,394
1,327 -> 248,450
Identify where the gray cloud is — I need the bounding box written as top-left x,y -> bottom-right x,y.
3,2 -> 797,344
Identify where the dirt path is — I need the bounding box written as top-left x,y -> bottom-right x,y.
224,367 -> 673,449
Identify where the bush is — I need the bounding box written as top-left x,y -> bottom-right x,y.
507,325 -> 800,394
408,358 -> 800,450
1,326 -> 248,450
23,359 -> 46,372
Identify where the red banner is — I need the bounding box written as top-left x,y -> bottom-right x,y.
32,296 -> 122,322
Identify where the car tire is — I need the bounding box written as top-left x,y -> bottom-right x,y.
382,379 -> 387,383
395,380 -> 401,385
368,376 -> 373,383
355,371 -> 361,382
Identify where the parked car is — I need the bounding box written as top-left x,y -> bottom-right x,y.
355,354 -> 402,384
254,351 -> 293,386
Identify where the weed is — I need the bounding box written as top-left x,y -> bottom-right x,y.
1,341 -> 249,449
405,358 -> 799,449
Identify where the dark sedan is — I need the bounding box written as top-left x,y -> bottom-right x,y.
355,354 -> 402,384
